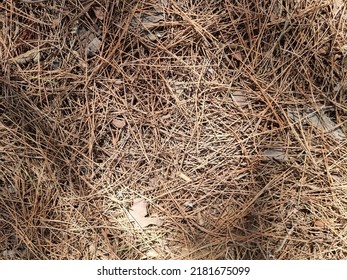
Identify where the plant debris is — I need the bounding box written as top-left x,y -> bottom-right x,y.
287,107 -> 346,141
263,148 -> 289,162
1,0 -> 347,261
127,198 -> 163,228
10,49 -> 41,65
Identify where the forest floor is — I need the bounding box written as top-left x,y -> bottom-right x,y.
1,0 -> 347,259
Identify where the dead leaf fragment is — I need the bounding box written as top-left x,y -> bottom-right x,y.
197,212 -> 204,226
287,107 -> 346,141
51,17 -> 61,27
10,49 -> 40,65
127,198 -> 163,228
160,0 -> 168,6
232,91 -> 248,108
86,37 -> 102,57
178,172 -> 192,183
264,148 -> 288,162
145,249 -> 160,258
131,12 -> 164,30
93,6 -> 105,20
314,219 -> 325,228
2,250 -> 16,259
146,32 -> 158,41
233,51 -> 243,62
183,201 -> 194,208
112,119 -> 126,129
141,13 -> 164,29
333,0 -> 344,16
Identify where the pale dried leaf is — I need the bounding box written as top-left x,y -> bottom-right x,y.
333,83 -> 342,92
272,1 -> 283,17
141,13 -> 164,29
178,172 -> 192,182
145,249 -> 160,258
171,81 -> 185,95
88,244 -> 97,257
10,49 -> 40,64
112,119 -> 126,129
127,198 -> 163,228
197,212 -> 204,226
183,201 -> 194,208
155,31 -> 164,38
207,67 -> 215,74
86,37 -> 102,56
314,219 -> 325,228
287,108 -> 346,141
232,91 -> 248,108
2,250 -> 16,258
287,108 -> 300,122
264,148 -> 288,162
233,52 -> 243,62
93,6 -> 105,20
51,17 -> 61,27
146,32 -> 158,41
307,112 -> 345,140
333,0 -> 344,16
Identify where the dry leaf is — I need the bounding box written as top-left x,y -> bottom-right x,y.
207,67 -> 215,74
88,244 -> 97,257
2,250 -> 16,258
112,119 -> 126,129
86,37 -> 102,57
314,219 -> 325,228
127,198 -> 163,228
197,212 -> 204,226
232,91 -> 248,108
132,12 -> 164,30
287,107 -> 346,141
342,44 -> 347,53
141,13 -> 164,29
146,32 -> 158,41
144,249 -> 160,258
233,51 -> 243,62
145,30 -> 164,41
178,172 -> 192,182
183,201 -> 194,208
264,148 -> 288,162
10,49 -> 40,65
333,83 -> 342,92
93,6 -> 105,20
51,17 -> 61,27
333,0 -> 344,16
